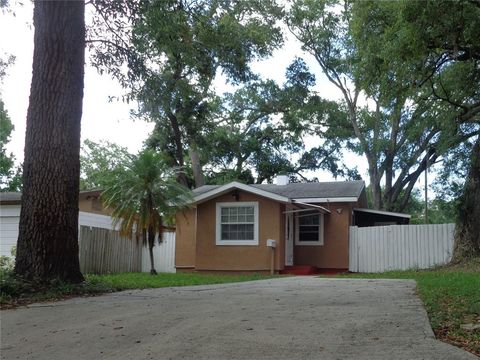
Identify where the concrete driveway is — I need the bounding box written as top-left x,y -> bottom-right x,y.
0,277 -> 476,360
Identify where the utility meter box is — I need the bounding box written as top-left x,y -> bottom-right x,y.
266,239 -> 277,248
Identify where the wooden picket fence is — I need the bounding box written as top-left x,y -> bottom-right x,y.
79,226 -> 143,274
79,226 -> 177,274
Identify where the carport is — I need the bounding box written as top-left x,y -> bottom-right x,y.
353,208 -> 411,227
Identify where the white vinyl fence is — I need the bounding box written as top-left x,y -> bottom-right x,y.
141,231 -> 176,273
349,223 -> 455,273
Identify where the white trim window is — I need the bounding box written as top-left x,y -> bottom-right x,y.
295,211 -> 324,246
216,202 -> 259,246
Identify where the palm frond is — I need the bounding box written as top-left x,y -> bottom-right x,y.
101,149 -> 193,247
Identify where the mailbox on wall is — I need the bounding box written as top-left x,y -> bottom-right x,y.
267,239 -> 277,248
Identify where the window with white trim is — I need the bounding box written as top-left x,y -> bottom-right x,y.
216,202 -> 259,246
295,211 -> 324,246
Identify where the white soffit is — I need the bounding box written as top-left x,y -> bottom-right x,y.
194,181 -> 290,204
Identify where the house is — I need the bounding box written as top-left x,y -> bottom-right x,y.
175,176 -> 410,273
0,190 -> 112,257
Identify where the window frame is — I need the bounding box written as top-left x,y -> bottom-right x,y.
215,202 -> 259,246
295,211 -> 324,246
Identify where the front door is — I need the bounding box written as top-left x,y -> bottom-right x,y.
285,210 -> 294,266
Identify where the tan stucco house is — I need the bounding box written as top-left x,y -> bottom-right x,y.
175,177 -> 410,273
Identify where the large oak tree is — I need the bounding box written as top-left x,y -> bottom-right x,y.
287,0 -> 478,213
15,1 -> 85,283
350,0 -> 479,258
89,0 -> 283,188
198,59 -> 351,184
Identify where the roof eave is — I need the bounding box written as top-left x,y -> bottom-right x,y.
354,208 -> 411,219
193,181 -> 290,204
292,197 -> 359,203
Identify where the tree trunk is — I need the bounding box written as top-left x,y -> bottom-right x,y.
167,112 -> 189,187
148,226 -> 157,275
14,1 -> 85,283
189,145 -> 204,188
451,137 -> 480,262
368,169 -> 382,210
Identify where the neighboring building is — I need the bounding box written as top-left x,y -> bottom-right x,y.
175,177 -> 410,273
0,190 -> 111,257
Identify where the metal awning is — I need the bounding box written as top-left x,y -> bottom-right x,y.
284,201 -> 331,215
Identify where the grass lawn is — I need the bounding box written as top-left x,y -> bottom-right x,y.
86,272 -> 276,290
336,258 -> 480,356
0,270 -> 277,309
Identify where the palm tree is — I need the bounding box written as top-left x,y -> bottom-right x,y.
102,150 -> 192,274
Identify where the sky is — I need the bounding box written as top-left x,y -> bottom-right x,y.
0,1 -> 432,193
1,2 -> 154,159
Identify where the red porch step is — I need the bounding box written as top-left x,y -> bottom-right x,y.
280,266 -> 320,275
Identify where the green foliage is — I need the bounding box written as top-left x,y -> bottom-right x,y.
80,141 -> 194,245
0,101 -> 14,173
90,0 -> 284,187
0,269 -> 113,308
365,185 -> 458,224
0,246 -> 16,272
88,1 -> 360,186
350,0 -> 480,260
427,198 -> 459,224
350,0 -> 480,203
287,0 -> 425,210
135,1 -> 283,84
286,0 -> 479,212
101,149 -> 192,273
102,149 -> 192,237
0,56 -> 21,191
0,100 -> 21,192
1,245 -> 105,307
201,59 -> 351,184
402,191 -> 423,225
0,256 -> 14,271
80,139 -> 131,190
0,270 -> 36,303
351,0 -> 480,92
86,0 -> 477,214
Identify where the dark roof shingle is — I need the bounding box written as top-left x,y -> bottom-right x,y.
193,180 -> 365,200
252,181 -> 365,199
